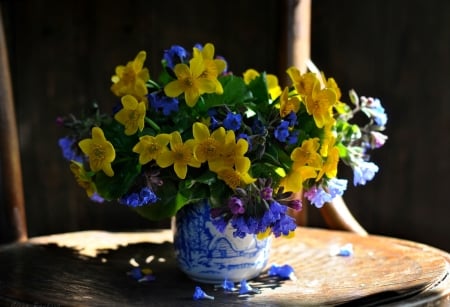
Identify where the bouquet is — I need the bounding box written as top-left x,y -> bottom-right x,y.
58,43 -> 387,238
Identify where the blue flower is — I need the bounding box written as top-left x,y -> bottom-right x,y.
286,111 -> 298,127
163,45 -> 188,69
286,129 -> 299,145
361,96 -> 388,126
327,178 -> 348,198
352,160 -> 379,186
251,118 -> 265,134
271,214 -> 296,237
274,121 -> 289,142
274,121 -> 298,144
140,187 -> 159,204
119,187 -> 158,207
223,112 -> 242,131
58,137 -> 83,162
149,92 -> 179,116
304,186 -> 332,208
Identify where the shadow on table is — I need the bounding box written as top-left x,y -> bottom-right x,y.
0,240 -> 288,306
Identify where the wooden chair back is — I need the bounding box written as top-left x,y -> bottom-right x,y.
0,5 -> 28,243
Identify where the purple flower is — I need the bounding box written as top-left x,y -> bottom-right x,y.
90,192 -> 104,203
370,131 -> 388,149
228,196 -> 245,215
223,112 -> 242,131
163,45 -> 188,69
288,199 -> 302,211
260,187 -> 273,200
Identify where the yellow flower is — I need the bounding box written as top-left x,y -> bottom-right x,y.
164,57 -> 216,107
192,122 -> 225,163
319,123 -> 336,157
132,133 -> 171,165
316,146 -> 340,181
157,131 -> 201,179
216,157 -> 255,190
305,82 -> 336,128
223,130 -> 249,165
242,68 -> 282,100
286,67 -> 318,97
243,69 -> 260,84
279,87 -> 301,118
281,165 -> 317,193
193,43 -> 226,94
79,127 -> 116,177
208,129 -> 249,172
290,138 -> 322,169
69,161 -> 97,197
111,51 -> 150,101
114,95 -> 146,135
257,227 -> 272,240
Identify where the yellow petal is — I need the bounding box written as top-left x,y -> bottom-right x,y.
164,80 -> 184,98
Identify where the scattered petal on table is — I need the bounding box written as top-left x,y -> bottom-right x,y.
330,243 -> 354,257
222,279 -> 237,291
193,286 -> 215,300
239,279 -> 261,295
268,263 -> 297,280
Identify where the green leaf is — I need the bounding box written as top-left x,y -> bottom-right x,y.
203,75 -> 251,109
95,158 -> 141,200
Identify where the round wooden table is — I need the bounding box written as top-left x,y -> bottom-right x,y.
0,227 -> 449,306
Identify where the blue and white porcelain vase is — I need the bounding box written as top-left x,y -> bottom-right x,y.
172,200 -> 272,284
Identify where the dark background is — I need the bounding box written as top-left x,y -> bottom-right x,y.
1,0 -> 449,251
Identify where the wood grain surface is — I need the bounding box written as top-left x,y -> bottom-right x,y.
1,227 -> 448,306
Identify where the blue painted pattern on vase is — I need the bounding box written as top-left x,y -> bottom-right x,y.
173,200 -> 272,284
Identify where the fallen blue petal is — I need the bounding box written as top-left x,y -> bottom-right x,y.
239,279 -> 261,295
222,279 -> 237,292
193,286 -> 215,300
138,274 -> 156,282
330,243 -> 354,257
268,264 -> 296,280
128,268 -> 143,280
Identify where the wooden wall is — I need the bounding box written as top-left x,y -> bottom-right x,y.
310,0 -> 450,251
1,0 -> 449,251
